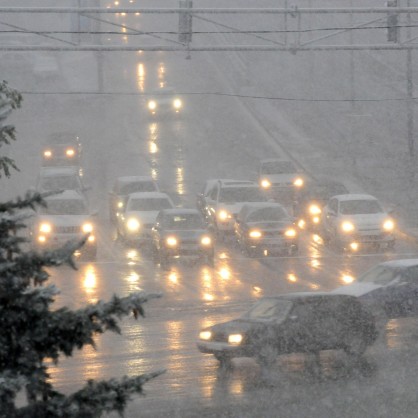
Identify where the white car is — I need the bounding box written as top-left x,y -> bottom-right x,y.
258,158 -> 306,192
321,194 -> 395,251
31,190 -> 97,260
116,192 -> 175,244
109,176 -> 160,222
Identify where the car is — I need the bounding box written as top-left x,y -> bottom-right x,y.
258,158 -> 307,201
116,192 -> 175,244
197,293 -> 377,369
41,132 -> 82,167
35,166 -> 89,195
151,208 -> 215,268
202,179 -> 268,238
293,178 -> 349,230
30,190 -> 97,260
145,87 -> 183,116
332,259 -> 418,329
109,176 -> 160,222
235,202 -> 298,257
320,194 -> 396,252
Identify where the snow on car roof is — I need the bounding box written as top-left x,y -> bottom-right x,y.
117,176 -> 154,184
160,208 -> 201,215
127,192 -> 170,199
219,179 -> 258,188
39,166 -> 80,176
260,158 -> 295,164
45,190 -> 84,201
378,258 -> 418,268
241,202 -> 285,211
333,193 -> 378,201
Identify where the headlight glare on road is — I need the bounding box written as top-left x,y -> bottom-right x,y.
148,100 -> 157,110
173,98 -> 182,109
201,236 -> 212,246
218,210 -> 231,221
249,230 -> 262,239
260,179 -> 271,189
309,204 -> 321,215
43,150 -> 52,158
199,331 -> 212,341
228,334 -> 243,345
39,223 -> 52,233
285,228 -> 297,238
293,177 -> 304,187
383,219 -> 395,231
341,221 -> 355,233
66,148 -> 75,157
127,218 -> 140,232
166,236 -> 178,247
82,223 -> 93,233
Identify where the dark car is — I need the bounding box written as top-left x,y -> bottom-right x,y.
42,132 -> 82,167
109,176 -> 159,223
152,208 -> 214,268
197,293 -> 377,369
235,202 -> 298,257
293,178 -> 349,230
332,259 -> 418,330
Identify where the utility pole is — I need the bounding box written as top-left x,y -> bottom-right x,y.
406,0 -> 414,157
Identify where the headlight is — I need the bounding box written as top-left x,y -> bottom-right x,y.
148,100 -> 157,110
117,201 -> 124,209
43,150 -> 52,158
39,223 -> 52,233
126,218 -> 140,232
199,331 -> 212,341
298,219 -> 306,229
218,210 -> 231,221
173,98 -> 182,109
260,179 -> 271,189
66,148 -> 75,157
82,223 -> 93,233
249,230 -> 262,239
312,216 -> 320,224
166,236 -> 178,247
383,219 -> 395,231
201,236 -> 212,246
285,228 -> 297,237
293,177 -> 304,187
341,221 -> 355,233
228,334 -> 243,345
309,204 -> 321,215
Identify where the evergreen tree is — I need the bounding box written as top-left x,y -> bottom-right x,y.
0,81 -> 163,417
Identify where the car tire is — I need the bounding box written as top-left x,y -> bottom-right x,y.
214,353 -> 233,370
256,345 -> 278,368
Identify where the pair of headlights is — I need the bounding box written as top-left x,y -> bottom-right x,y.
147,99 -> 182,111
248,228 -> 297,239
340,219 -> 395,233
39,222 -> 93,234
199,331 -> 243,345
260,177 -> 304,189
165,235 -> 212,247
43,148 -> 75,158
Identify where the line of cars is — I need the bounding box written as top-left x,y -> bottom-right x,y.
30,132 -> 97,260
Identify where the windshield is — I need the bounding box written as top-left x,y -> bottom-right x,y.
246,207 -> 287,222
40,176 -> 81,191
261,161 -> 297,175
41,199 -> 87,215
242,298 -> 293,321
219,187 -> 266,203
163,213 -> 205,230
128,197 -> 172,211
119,182 -> 156,194
339,199 -> 382,215
358,265 -> 400,285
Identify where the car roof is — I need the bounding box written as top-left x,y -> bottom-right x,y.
39,166 -> 80,176
332,193 -> 378,202
260,158 -> 296,164
160,208 -> 201,216
377,258 -> 418,269
46,132 -> 80,144
241,202 -> 286,211
127,192 -> 170,199
45,190 -> 85,201
218,179 -> 258,188
116,176 -> 154,184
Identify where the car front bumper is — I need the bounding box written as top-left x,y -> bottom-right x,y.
197,341 -> 247,357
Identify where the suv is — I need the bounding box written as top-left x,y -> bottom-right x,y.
197,293 -> 377,369
202,179 -> 267,238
